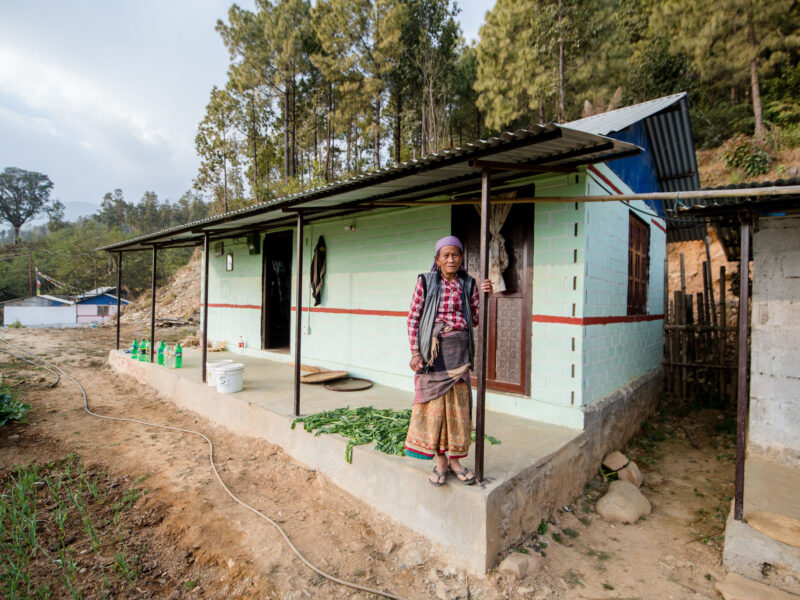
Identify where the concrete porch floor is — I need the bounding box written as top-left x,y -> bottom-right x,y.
109,347 -> 584,575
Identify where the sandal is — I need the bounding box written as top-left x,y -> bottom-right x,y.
429,466 -> 448,487
450,466 -> 476,485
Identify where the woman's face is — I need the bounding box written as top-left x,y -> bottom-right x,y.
435,245 -> 463,277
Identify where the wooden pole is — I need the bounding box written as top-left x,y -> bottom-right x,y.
202,233 -> 210,384
116,252 -> 122,350
368,185 -> 800,207
719,266 -> 727,404
475,168 -> 491,483
679,254 -> 687,399
150,246 -> 157,363
734,215 -> 751,522
294,212 -> 304,417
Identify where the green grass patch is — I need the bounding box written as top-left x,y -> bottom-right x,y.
0,455 -> 150,599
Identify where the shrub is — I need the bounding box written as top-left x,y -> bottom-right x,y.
0,389 -> 31,426
721,135 -> 772,177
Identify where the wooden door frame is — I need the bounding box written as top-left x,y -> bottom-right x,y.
454,204 -> 534,396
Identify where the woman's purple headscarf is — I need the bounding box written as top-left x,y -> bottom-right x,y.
431,235 -> 464,272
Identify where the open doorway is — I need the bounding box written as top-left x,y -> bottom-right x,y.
453,203 -> 534,395
261,231 -> 293,350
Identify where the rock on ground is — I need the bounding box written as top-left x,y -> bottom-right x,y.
595,480 -> 652,523
618,460 -> 644,487
497,552 -> 542,579
602,450 -> 629,471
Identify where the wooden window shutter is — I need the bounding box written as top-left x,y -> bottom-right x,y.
627,212 -> 650,315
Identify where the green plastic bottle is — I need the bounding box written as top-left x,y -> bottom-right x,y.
131,338 -> 138,359
139,339 -> 148,362
157,341 -> 166,365
174,343 -> 183,369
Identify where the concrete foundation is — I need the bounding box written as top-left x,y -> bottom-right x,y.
109,348 -> 662,575
723,458 -> 800,596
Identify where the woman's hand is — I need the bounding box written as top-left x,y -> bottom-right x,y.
409,354 -> 424,372
481,279 -> 493,295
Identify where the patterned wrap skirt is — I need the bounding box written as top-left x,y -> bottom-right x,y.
404,381 -> 472,460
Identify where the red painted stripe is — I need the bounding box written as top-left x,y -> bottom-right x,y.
651,218 -> 667,234
532,314 -> 664,325
291,306 -> 407,317
205,303 -> 663,325
588,164 -> 623,195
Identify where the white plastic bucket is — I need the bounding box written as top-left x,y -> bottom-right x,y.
216,363 -> 244,394
206,360 -> 234,386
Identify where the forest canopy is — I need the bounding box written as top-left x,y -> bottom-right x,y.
194,0 -> 800,208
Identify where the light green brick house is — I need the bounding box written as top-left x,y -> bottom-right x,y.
101,94 -> 701,573
104,94 -> 697,434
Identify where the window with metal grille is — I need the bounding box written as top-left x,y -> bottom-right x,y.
97,305 -> 109,316
627,212 -> 650,315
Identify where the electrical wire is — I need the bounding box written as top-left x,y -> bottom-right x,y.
0,336 -> 407,600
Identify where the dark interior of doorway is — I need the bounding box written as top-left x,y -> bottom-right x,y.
262,231 -> 293,350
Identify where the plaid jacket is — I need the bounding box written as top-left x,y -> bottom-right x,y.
408,273 -> 480,350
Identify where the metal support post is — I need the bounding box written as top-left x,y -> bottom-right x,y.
734,214 -> 751,521
294,212 -> 304,417
475,168 -> 491,482
116,252 -> 122,350
150,246 -> 157,363
202,233 -> 210,383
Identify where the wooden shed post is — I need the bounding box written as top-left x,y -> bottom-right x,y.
150,246 -> 157,363
294,212 -> 304,417
476,168 -> 491,482
116,252 -> 122,350
202,233 -> 210,383
734,213 -> 751,521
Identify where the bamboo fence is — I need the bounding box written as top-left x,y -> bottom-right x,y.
663,254 -> 739,403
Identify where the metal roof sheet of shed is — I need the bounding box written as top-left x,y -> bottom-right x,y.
566,93 -> 703,242
99,124 -> 639,252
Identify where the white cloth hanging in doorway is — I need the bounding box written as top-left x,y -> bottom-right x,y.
475,198 -> 512,292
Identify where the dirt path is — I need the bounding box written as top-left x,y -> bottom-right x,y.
0,325 -> 734,599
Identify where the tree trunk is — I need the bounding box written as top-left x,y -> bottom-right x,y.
283,86 -> 290,181
558,0 -> 566,123
250,94 -> 259,203
325,83 -> 333,181
291,79 -> 298,178
394,93 -> 402,164
374,93 -> 381,169
746,6 -> 764,137
421,103 -> 427,156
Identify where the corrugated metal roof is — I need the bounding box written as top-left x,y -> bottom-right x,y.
565,92 -> 689,136
99,124 -> 639,252
676,177 -> 800,260
566,93 -> 703,242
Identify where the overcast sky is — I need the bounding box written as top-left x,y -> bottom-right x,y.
0,1 -> 495,222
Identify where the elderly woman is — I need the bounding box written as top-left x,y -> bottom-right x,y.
404,235 -> 493,486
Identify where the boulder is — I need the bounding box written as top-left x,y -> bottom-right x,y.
497,552 -> 542,578
595,480 -> 651,523
618,460 -> 644,487
602,450 -> 629,471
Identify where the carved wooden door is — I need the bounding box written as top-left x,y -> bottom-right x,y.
454,204 -> 533,395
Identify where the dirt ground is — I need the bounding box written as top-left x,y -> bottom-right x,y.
0,325 -> 736,599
